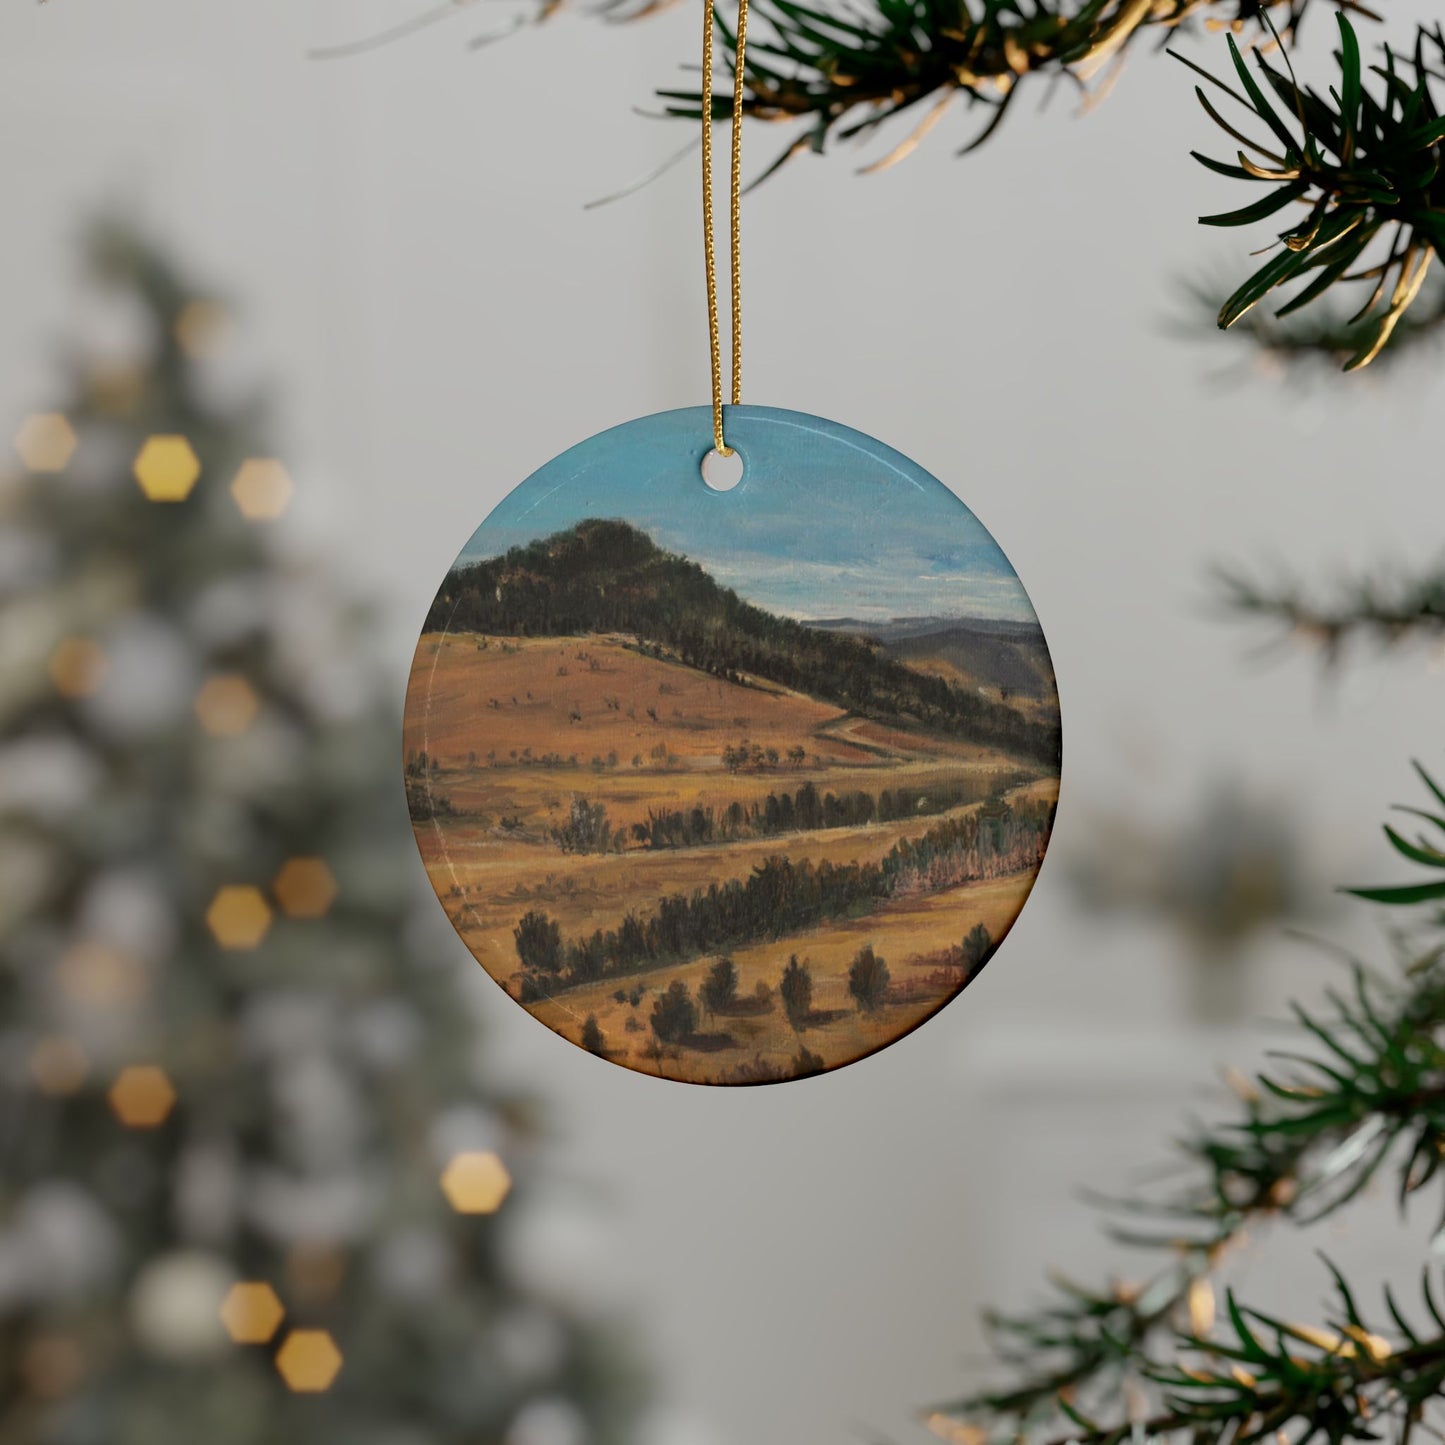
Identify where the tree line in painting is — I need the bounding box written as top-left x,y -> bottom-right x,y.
627,773 -> 1028,851
514,796 -> 1052,997
548,774 -> 1028,854
426,519 -> 1059,764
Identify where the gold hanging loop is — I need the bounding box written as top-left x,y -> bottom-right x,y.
702,0 -> 748,456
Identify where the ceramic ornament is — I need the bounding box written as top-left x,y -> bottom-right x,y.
404,405 -> 1060,1085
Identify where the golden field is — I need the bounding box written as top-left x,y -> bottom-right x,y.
406,632 -> 1055,1084
525,875 -> 1041,1082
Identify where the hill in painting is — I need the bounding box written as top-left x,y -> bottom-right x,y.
425,520 -> 1059,766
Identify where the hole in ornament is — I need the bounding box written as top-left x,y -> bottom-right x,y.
701,447 -> 744,492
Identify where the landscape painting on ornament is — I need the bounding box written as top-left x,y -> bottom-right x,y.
404,411 -> 1061,1085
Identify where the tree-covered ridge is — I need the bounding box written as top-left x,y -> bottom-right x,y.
426,519 -> 1059,764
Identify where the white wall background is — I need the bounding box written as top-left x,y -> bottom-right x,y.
1,2 -> 1442,1440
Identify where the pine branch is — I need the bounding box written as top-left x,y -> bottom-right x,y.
1186,14 -> 1445,371
656,3 -> 1445,371
1349,763 -> 1445,909
656,0 -> 1347,167
1220,566 -> 1445,655
1143,1274 -> 1445,1445
928,927 -> 1445,1445
935,1262 -> 1445,1445
1181,271 -> 1445,377
318,0 -> 1445,371
654,4 -> 1445,369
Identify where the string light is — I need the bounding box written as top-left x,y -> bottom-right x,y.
230,459 -> 293,521
15,412 -> 77,473
29,1036 -> 89,1096
173,300 -> 231,360
273,858 -> 337,919
440,1151 -> 512,1214
205,886 -> 273,950
194,674 -> 260,737
133,436 -> 200,502
48,637 -> 107,698
274,1329 -> 343,1392
108,1065 -> 177,1128
219,1282 -> 285,1345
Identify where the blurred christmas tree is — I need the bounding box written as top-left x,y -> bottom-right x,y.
0,221 -> 643,1445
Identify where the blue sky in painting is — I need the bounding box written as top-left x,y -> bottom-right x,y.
458,408 -> 1038,624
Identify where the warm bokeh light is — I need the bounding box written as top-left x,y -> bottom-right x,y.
440,1151 -> 512,1215
48,637 -> 107,698
274,1329 -> 343,1392
15,412 -> 77,473
219,1282 -> 285,1345
133,435 -> 201,502
230,459 -> 293,521
29,1036 -> 89,1096
108,1065 -> 177,1128
205,885 -> 273,950
174,299 -> 231,360
273,858 -> 337,919
1187,1275 -> 1216,1336
194,674 -> 260,738
58,939 -> 148,1007
285,1243 -> 347,1302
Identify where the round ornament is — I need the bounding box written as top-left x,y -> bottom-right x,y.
405,405 -> 1060,1084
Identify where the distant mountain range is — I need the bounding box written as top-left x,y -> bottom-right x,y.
426,520 -> 1060,765
810,615 -> 1045,644
811,616 -> 1056,704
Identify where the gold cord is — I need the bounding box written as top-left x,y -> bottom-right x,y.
702,0 -> 747,456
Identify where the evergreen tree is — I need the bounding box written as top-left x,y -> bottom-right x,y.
0,222 -> 642,1445
846,945 -> 890,1014
649,980 -> 697,1044
514,909 -> 564,974
779,956 -> 812,1028
699,957 -> 739,1018
962,922 -> 994,972
581,1015 -> 607,1056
